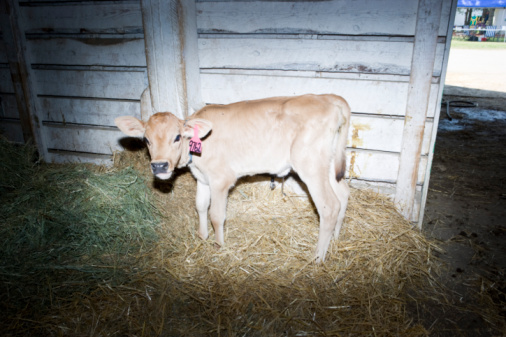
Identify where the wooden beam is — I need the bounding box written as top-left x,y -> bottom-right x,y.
141,0 -> 203,119
418,0 -> 459,228
394,0 -> 443,221
140,87 -> 153,121
0,0 -> 47,157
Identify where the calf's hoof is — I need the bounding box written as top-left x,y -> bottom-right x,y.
314,255 -> 325,264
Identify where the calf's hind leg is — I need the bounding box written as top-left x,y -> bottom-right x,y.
295,165 -> 341,263
332,178 -> 350,239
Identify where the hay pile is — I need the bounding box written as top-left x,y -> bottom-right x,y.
149,174 -> 440,336
111,149 -> 443,336
0,138 -> 160,335
1,140 -> 445,336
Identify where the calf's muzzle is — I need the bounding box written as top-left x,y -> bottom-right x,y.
151,162 -> 169,175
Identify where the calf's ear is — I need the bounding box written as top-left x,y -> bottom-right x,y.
115,116 -> 145,137
183,119 -> 213,139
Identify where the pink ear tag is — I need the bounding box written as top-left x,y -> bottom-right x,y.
189,125 -> 202,154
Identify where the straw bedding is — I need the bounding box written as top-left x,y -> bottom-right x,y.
1,139 -> 446,336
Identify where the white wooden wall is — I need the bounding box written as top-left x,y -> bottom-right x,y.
0,0 -> 146,163
197,0 -> 456,223
0,0 -> 457,224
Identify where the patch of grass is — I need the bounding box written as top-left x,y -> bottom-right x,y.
451,39 -> 506,49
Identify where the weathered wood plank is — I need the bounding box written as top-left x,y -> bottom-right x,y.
39,97 -> 141,126
199,38 -> 445,76
202,68 -> 414,83
349,179 -> 422,197
349,115 -> 433,155
45,124 -> 123,154
21,2 -> 143,35
347,149 -> 427,185
395,0 -> 443,221
0,42 -> 7,63
419,0 -> 458,227
19,0 -> 451,37
197,0 -> 418,35
202,70 -> 441,117
439,0 -> 454,37
421,121 -> 433,157
349,179 -> 423,217
0,68 -> 14,93
427,84 -> 440,119
47,149 -> 114,166
201,72 -> 408,116
199,38 -> 413,75
0,0 -> 47,157
28,38 -> 146,67
34,69 -> 147,99
0,118 -> 24,143
0,93 -> 18,118
142,0 -> 203,118
197,0 -> 450,37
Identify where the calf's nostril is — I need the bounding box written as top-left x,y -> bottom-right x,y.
151,162 -> 169,173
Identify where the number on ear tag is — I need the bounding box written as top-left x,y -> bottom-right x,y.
189,125 -> 202,154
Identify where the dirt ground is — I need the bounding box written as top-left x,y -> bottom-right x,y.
417,44 -> 506,335
444,48 -> 506,96
421,93 -> 506,336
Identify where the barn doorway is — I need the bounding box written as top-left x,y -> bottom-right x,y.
421,1 -> 506,333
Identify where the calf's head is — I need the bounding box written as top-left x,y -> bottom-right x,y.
115,112 -> 212,180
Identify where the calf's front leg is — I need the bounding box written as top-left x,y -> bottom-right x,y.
209,178 -> 235,247
196,180 -> 211,240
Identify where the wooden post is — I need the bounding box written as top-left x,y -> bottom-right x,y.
394,0 -> 443,221
418,0 -> 458,227
141,0 -> 203,119
0,0 -> 47,158
140,87 -> 153,121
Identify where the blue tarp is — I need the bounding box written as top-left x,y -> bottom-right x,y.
458,0 -> 506,7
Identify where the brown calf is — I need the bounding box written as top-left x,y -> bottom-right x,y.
116,94 -> 350,262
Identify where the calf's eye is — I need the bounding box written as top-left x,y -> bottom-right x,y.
174,134 -> 181,142
143,137 -> 150,145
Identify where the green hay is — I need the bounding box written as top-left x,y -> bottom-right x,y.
0,138 -> 160,334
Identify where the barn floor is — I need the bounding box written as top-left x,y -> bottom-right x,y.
421,93 -> 506,336
1,94 -> 504,336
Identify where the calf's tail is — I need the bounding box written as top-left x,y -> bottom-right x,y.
334,101 -> 351,182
